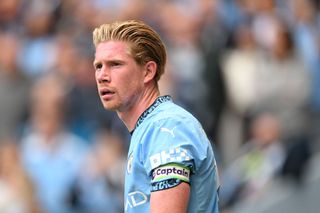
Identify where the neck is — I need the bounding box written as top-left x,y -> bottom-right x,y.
117,87 -> 160,132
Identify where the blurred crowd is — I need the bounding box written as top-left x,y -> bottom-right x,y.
0,0 -> 319,212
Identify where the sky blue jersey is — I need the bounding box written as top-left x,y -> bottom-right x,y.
124,96 -> 219,213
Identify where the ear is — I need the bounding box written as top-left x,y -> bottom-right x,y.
144,61 -> 157,83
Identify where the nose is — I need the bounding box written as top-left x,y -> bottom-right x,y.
96,67 -> 110,83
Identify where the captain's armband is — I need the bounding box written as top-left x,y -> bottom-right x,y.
151,163 -> 191,192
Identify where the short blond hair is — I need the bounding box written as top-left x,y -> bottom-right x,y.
93,20 -> 167,82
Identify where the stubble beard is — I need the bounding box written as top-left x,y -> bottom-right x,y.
101,98 -> 121,111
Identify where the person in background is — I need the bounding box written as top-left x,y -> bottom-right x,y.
20,73 -> 88,213
0,32 -> 31,141
0,139 -> 41,213
72,127 -> 126,213
219,112 -> 285,209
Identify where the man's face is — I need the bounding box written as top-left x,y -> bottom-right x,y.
94,41 -> 145,112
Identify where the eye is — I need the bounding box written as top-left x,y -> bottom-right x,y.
110,61 -> 121,67
94,63 -> 103,71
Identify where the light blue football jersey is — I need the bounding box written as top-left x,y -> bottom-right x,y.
124,96 -> 219,213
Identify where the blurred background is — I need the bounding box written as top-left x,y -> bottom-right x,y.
0,0 -> 319,212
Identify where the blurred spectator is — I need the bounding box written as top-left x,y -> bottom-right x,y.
199,0 -> 227,144
18,0 -> 58,77
251,0 -> 280,51
220,23 -> 262,165
70,127 -> 126,213
219,112 -> 285,209
20,74 -> 89,213
0,0 -> 23,32
288,0 -> 320,149
222,23 -> 259,116
0,138 -> 41,213
50,34 -> 80,80
251,22 -> 311,142
289,0 -> 319,73
0,32 -> 31,141
220,20 -> 311,165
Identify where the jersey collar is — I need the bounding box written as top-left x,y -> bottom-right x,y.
131,95 -> 172,134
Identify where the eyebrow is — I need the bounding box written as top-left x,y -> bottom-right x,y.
93,60 -> 100,67
93,59 -> 125,67
107,59 -> 125,65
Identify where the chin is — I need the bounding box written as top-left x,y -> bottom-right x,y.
102,101 -> 120,111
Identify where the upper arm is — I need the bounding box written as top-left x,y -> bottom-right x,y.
150,181 -> 190,213
144,118 -> 204,212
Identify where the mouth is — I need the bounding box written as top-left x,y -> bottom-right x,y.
99,88 -> 115,99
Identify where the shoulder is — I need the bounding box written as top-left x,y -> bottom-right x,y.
135,102 -> 204,147
151,101 -> 201,129
138,102 -> 211,173
133,100 -> 199,136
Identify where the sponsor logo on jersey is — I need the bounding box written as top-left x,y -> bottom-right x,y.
125,191 -> 148,211
160,126 -> 177,138
149,146 -> 191,169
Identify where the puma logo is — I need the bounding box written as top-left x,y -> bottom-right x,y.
160,126 -> 177,138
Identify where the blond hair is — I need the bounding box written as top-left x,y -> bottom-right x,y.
93,20 -> 167,82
